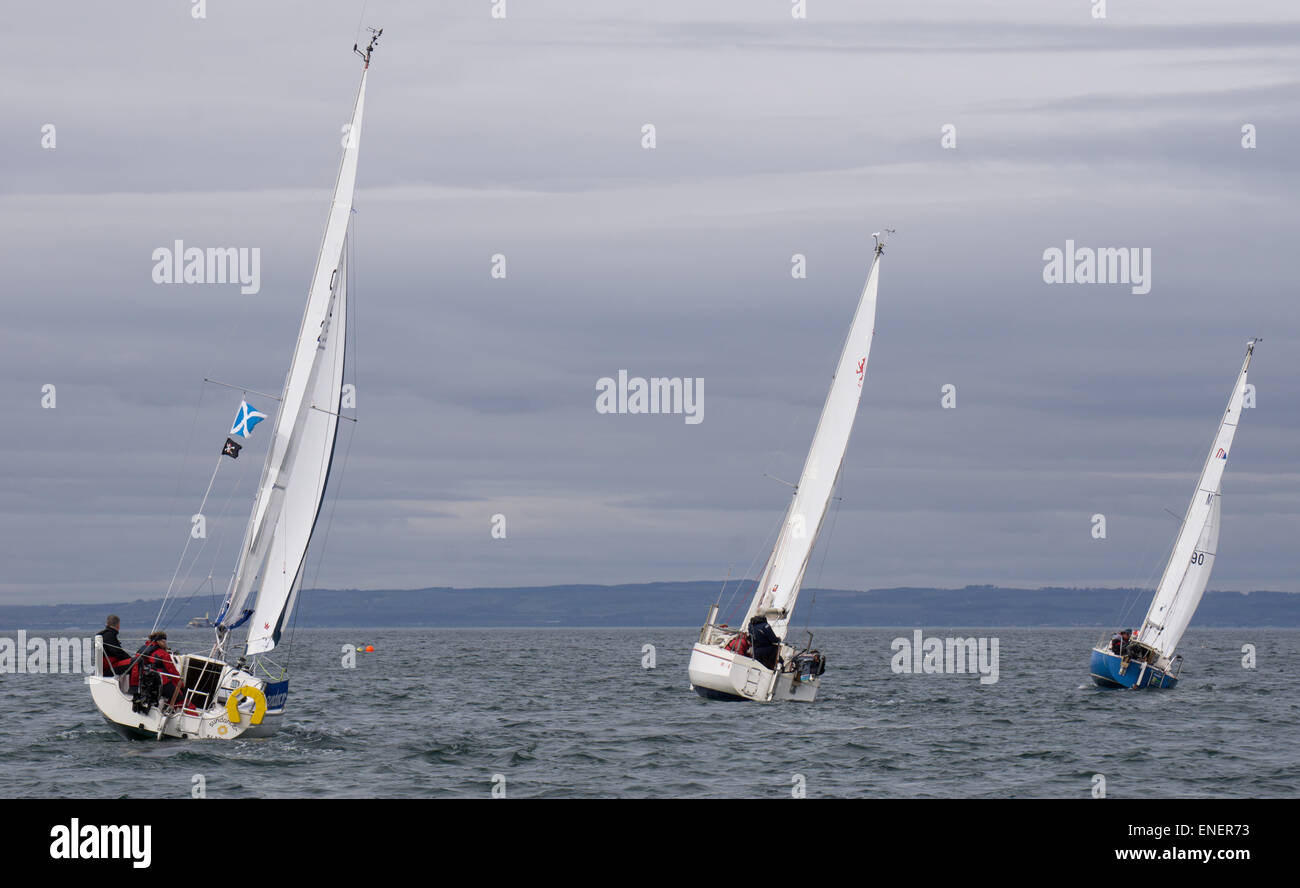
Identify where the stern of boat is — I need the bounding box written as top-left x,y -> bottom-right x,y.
772,670 -> 821,702
87,672 -> 166,738
688,607 -> 827,702
87,635 -> 289,739
1089,647 -> 1178,690
688,642 -> 774,701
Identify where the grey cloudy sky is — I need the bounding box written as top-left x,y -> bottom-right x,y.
1,1 -> 1296,606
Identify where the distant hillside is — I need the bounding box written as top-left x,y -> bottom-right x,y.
0,582 -> 1296,631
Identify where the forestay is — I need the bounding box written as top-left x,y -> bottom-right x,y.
216,70 -> 367,654
1138,341 -> 1255,661
745,245 -> 883,640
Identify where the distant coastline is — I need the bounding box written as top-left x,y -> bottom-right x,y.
0,582 -> 1296,631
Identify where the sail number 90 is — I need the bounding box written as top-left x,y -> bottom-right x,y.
1190,552 -> 1206,565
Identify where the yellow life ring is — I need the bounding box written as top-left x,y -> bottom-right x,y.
226,686 -> 268,726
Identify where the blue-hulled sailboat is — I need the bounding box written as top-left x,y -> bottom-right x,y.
1090,340 -> 1258,690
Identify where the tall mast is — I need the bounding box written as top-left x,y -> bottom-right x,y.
214,35 -> 379,654
745,232 -> 887,641
354,27 -> 382,68
1135,339 -> 1258,663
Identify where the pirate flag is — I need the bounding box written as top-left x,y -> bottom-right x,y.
221,437 -> 243,459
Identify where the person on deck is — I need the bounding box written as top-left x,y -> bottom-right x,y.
133,632 -> 184,705
1118,629 -> 1134,657
1127,630 -> 1148,662
748,614 -> 780,670
98,615 -> 132,675
1109,632 -> 1122,655
723,630 -> 750,656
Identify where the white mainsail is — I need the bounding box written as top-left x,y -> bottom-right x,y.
216,68 -> 368,653
244,255 -> 348,654
744,242 -> 883,641
1137,340 -> 1255,663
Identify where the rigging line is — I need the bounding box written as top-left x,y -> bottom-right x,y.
353,0 -> 371,47
297,217 -> 361,636
168,457 -> 249,629
159,574 -> 213,635
760,407 -> 799,502
1111,509 -> 1158,633
1114,536 -> 1160,634
714,565 -> 734,608
289,224 -> 358,661
154,453 -> 226,635
288,392 -> 340,659
165,378 -> 208,539
159,532 -> 227,633
307,230 -> 358,578
161,534 -> 212,630
294,419 -> 355,660
349,209 -> 359,424
1116,435 -> 1214,635
203,378 -> 282,403
804,479 -> 846,636
757,357 -> 806,501
204,574 -> 217,625
1134,533 -> 1178,622
154,378 -> 208,624
723,507 -> 785,625
161,463 -> 245,630
289,394 -> 351,660
162,555 -> 213,631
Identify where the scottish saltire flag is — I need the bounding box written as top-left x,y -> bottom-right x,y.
230,400 -> 267,438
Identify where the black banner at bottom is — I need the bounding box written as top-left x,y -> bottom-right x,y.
4,798 -> 1280,871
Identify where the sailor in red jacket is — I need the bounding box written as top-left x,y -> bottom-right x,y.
723,629 -> 751,657
132,631 -> 184,704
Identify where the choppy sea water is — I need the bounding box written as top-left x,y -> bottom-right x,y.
2,627 -> 1296,798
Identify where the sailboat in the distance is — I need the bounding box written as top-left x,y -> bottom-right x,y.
86,30 -> 380,739
688,233 -> 886,702
1090,339 -> 1259,690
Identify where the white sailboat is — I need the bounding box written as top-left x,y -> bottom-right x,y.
87,32 -> 380,739
688,234 -> 885,702
1090,339 -> 1258,689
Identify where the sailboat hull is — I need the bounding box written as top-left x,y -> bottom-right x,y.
86,637 -> 287,740
88,674 -> 286,740
89,674 -> 286,740
1088,648 -> 1178,690
687,643 -> 821,702
692,684 -> 750,702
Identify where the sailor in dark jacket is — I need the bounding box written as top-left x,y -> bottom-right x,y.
98,614 -> 131,674
748,614 -> 781,670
